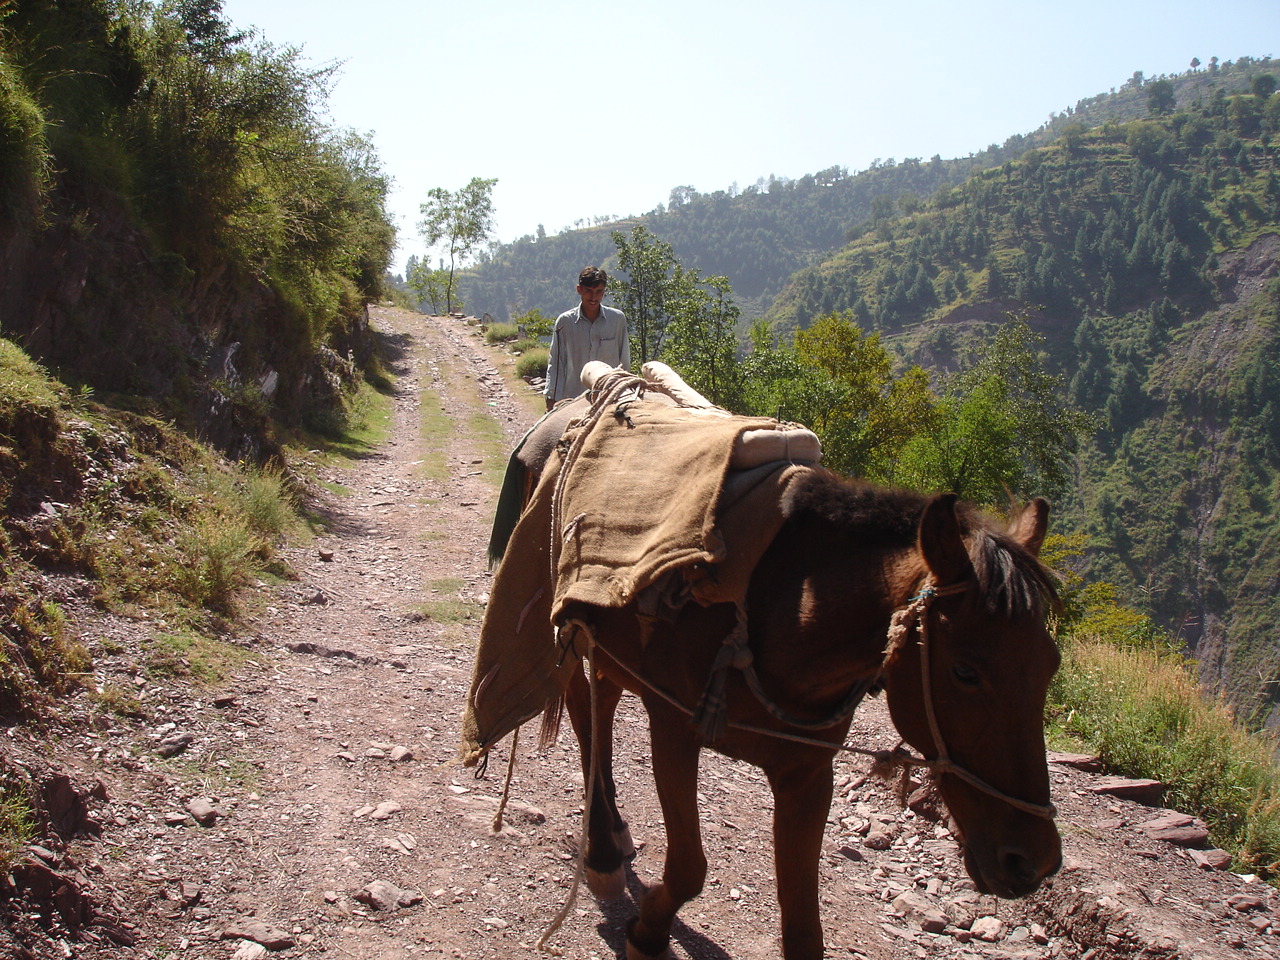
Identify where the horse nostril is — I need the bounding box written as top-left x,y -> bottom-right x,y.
999,847 -> 1038,889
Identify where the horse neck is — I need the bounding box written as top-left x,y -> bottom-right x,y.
758,518 -> 927,682
854,547 -> 930,658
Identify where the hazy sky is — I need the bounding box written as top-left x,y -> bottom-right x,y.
220,0 -> 1278,272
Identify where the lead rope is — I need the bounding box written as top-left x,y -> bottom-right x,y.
491,725 -> 521,834
581,579 -> 1057,821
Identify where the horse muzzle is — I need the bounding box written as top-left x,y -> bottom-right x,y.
962,826 -> 1062,899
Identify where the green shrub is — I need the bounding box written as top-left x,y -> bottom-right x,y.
175,516 -> 262,613
510,337 -> 543,355
198,462 -> 296,543
515,348 -> 548,380
0,43 -> 49,219
484,322 -> 519,344
512,308 -> 554,338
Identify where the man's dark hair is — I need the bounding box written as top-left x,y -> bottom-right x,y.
578,266 -> 608,287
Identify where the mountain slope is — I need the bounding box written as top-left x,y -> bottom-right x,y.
460,58 -> 1278,325
765,86 -> 1280,723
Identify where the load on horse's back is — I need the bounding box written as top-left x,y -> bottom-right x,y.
462,362 -> 1061,960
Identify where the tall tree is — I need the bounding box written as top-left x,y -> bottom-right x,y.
417,176 -> 497,314
611,224 -> 678,364
895,317 -> 1091,504
740,313 -> 936,478
660,272 -> 745,410
1147,79 -> 1176,116
406,257 -> 450,315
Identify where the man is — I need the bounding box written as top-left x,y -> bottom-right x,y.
544,266 -> 629,410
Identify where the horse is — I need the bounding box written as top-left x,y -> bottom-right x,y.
482,382 -> 1062,960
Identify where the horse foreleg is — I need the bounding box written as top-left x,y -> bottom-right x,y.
767,760 -> 834,960
565,663 -> 630,899
628,702 -> 705,960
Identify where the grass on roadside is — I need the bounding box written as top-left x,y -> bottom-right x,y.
0,783 -> 35,873
1048,634 -> 1280,878
417,384 -> 453,481
144,628 -> 253,685
483,323 -> 519,344
157,754 -> 263,794
515,348 -> 549,381
294,375 -> 395,465
418,576 -> 482,647
1045,532 -> 1280,880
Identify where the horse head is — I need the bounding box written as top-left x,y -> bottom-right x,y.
884,493 -> 1062,899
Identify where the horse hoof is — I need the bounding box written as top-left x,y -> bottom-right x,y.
615,823 -> 636,858
625,941 -> 674,960
585,865 -> 626,900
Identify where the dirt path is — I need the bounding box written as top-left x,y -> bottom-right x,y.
26,308 -> 1280,960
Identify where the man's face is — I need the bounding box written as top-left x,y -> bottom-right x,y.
577,283 -> 606,317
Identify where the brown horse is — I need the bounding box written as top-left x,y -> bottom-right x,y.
544,472 -> 1062,960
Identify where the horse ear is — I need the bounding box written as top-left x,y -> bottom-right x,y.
1008,497 -> 1050,557
918,493 -> 974,587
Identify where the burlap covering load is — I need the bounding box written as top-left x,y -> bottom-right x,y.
459,369 -> 818,765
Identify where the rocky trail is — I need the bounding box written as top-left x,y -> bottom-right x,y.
6,307 -> 1280,960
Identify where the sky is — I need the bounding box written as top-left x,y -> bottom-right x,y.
220,0 -> 1279,274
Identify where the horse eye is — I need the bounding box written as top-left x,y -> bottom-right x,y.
952,662 -> 982,687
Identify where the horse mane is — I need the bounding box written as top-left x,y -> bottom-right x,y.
785,469 -> 1058,620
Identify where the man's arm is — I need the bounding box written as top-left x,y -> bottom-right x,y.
544,317 -> 563,409
618,311 -> 631,373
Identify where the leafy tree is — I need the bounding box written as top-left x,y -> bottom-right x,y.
741,312 -> 937,478
660,273 -> 745,410
895,317 -> 1091,504
174,0 -> 245,59
1147,79 -> 1176,116
611,224 -> 679,364
418,176 -> 497,314
117,3 -> 395,334
406,257 -> 452,314
511,307 -> 554,339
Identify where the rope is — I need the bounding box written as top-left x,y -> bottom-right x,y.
491,725 -> 520,834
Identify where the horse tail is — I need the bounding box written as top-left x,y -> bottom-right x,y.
486,444 -> 528,568
538,693 -> 565,750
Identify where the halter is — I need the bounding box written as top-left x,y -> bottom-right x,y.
878,579 -> 1058,820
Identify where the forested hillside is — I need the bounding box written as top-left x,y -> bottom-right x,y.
766,73 -> 1280,725
0,0 -> 394,455
458,58 -> 1277,325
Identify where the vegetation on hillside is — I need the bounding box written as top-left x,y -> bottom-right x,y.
456,58 -> 1278,325
0,338 -> 304,722
766,79 -> 1280,334
0,0 -> 400,871
0,0 -> 395,440
1047,536 -> 1280,878
759,79 -> 1280,726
